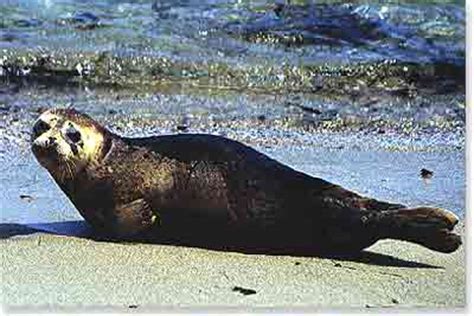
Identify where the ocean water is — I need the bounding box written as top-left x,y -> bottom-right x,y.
1,0 -> 465,91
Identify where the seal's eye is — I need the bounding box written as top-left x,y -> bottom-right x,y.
33,120 -> 50,138
65,127 -> 81,143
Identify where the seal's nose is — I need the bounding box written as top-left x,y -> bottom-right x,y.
31,135 -> 57,160
32,135 -> 56,148
47,136 -> 56,147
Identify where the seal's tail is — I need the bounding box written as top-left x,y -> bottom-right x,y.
374,207 -> 461,253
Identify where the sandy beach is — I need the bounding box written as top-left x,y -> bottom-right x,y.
0,222 -> 465,311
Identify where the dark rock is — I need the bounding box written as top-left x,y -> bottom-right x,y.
19,194 -> 34,202
177,125 -> 188,132
297,105 -> 322,115
73,12 -> 99,24
13,18 -> 42,28
232,286 -> 257,296
420,168 -> 433,179
320,109 -> 339,120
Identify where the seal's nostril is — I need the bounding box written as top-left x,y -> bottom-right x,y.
48,137 -> 56,146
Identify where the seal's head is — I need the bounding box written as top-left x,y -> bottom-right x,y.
31,108 -> 111,181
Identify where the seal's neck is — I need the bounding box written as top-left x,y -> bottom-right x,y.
98,132 -> 113,161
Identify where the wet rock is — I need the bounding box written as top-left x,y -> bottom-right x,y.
299,113 -> 318,129
176,125 -> 188,132
59,12 -> 101,30
152,1 -> 173,14
19,194 -> 34,202
13,19 -> 42,28
297,105 -> 322,115
73,12 -> 99,24
272,2 -> 286,18
1,32 -> 19,42
320,109 -> 339,121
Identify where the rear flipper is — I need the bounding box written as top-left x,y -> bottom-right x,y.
374,207 -> 461,253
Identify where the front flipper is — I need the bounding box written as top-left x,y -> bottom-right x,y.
113,198 -> 160,238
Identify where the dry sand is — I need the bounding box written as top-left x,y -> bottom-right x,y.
0,223 -> 465,312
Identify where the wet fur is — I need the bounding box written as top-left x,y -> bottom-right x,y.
31,108 -> 462,254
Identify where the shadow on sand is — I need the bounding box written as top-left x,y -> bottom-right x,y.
0,221 -> 441,269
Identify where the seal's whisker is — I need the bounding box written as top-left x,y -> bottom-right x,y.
65,160 -> 74,180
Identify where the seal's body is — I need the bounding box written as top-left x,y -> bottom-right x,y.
31,109 -> 461,254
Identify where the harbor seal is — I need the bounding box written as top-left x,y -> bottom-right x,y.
31,108 -> 461,254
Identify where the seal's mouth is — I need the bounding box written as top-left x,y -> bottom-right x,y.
32,143 -> 50,156
31,142 -> 76,181
31,140 -> 62,167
